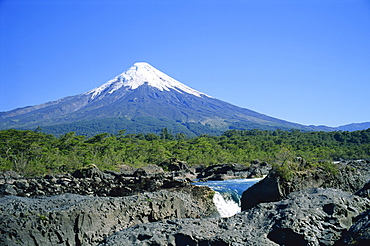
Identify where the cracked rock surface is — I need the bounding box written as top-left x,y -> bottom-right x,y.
0,188 -> 218,246
100,188 -> 370,246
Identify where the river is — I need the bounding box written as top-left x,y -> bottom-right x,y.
193,178 -> 262,217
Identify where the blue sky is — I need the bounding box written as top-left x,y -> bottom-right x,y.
1,0 -> 369,127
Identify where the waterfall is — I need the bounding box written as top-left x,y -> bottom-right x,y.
213,191 -> 240,217
194,178 -> 262,217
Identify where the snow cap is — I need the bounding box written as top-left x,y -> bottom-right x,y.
86,62 -> 209,99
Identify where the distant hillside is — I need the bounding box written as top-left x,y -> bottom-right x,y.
337,122 -> 370,131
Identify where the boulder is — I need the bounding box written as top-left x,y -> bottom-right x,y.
72,164 -> 105,179
133,164 -> 164,176
158,158 -> 191,172
356,180 -> 370,199
100,188 -> 370,246
199,163 -> 249,180
0,165 -> 191,198
158,158 -> 198,180
0,170 -> 20,181
198,162 -> 271,181
249,161 -> 271,177
241,162 -> 368,211
346,159 -> 370,181
0,187 -> 218,246
117,164 -> 137,176
0,184 -> 17,196
339,209 -> 370,245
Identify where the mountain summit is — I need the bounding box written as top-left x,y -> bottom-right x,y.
0,62 -> 325,135
85,62 -> 209,100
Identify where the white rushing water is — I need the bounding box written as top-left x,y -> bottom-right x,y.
213,191 -> 241,217
194,178 -> 262,218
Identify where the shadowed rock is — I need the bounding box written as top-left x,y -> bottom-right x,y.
100,188 -> 370,246
0,188 -> 218,246
241,161 -> 369,211
197,161 -> 271,181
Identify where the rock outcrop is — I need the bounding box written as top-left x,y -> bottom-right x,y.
100,188 -> 370,246
355,180 -> 370,199
339,209 -> 370,245
0,187 -> 218,246
197,161 -> 271,181
0,161 -> 275,198
335,210 -> 370,246
241,161 -> 369,211
346,159 -> 370,182
2,159 -> 369,246
0,164 -> 192,198
338,180 -> 370,245
0,165 -> 219,245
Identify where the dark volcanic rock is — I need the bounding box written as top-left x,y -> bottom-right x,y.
0,165 -> 192,198
72,164 -> 105,178
356,180 -> 370,199
134,164 -> 164,176
0,170 -> 21,180
346,159 -> 370,181
241,162 -> 369,211
198,161 -> 271,181
100,188 -> 370,246
158,158 -> 197,180
0,165 -> 219,245
159,158 -> 191,172
339,209 -> 370,245
0,188 -> 218,246
117,164 -> 138,176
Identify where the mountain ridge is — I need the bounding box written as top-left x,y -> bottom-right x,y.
0,62 -> 368,136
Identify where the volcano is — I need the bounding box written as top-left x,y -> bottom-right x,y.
0,62 -> 322,136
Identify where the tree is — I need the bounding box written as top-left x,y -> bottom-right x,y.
160,128 -> 174,140
145,133 -> 160,141
175,132 -> 187,141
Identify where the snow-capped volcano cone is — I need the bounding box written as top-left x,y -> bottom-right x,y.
0,62 -> 312,134
85,62 -> 209,100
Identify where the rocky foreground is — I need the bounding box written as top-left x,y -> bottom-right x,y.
0,161 -> 218,245
100,188 -> 370,246
1,159 -> 370,245
0,190 -> 217,245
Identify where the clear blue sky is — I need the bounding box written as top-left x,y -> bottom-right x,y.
1,0 -> 370,127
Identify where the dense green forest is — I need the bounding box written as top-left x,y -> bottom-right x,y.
0,128 -> 369,177
39,116 -> 295,138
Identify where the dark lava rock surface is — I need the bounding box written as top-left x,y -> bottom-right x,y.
197,161 -> 271,181
338,209 -> 370,246
0,188 -> 218,246
2,160 -> 369,246
241,160 -> 370,211
0,164 -> 219,246
100,188 -> 370,246
0,164 -> 192,198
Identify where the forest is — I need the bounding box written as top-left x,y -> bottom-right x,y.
0,128 -> 370,177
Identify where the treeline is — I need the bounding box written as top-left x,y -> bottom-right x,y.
36,117 -> 298,138
41,117 -> 200,138
0,128 -> 369,177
